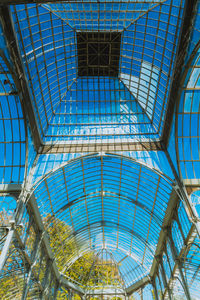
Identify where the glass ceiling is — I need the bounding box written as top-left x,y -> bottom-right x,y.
32,154 -> 174,289
11,0 -> 184,143
1,1 -> 200,299
43,1 -> 164,32
0,25 -> 26,184
177,48 -> 200,180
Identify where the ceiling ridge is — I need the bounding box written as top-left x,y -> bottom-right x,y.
84,249 -> 126,291
122,1 -> 166,33
84,251 -> 101,289
108,249 -> 127,291
41,1 -> 165,33
40,3 -> 76,32
52,78 -> 78,116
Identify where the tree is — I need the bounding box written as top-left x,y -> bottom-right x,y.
0,213 -> 124,299
46,215 -> 125,297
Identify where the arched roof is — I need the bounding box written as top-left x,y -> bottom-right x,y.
30,153 -> 174,289
11,0 -> 184,143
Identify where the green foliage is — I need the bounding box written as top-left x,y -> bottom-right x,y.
46,215 -> 79,265
64,251 -> 124,289
45,215 -> 124,290
0,213 -> 124,299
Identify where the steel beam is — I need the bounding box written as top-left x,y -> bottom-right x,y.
85,288 -> 125,296
149,178 -> 197,298
183,179 -> 200,187
59,275 -> 85,295
126,276 -> 150,296
0,0 -> 82,3
0,0 -> 165,4
160,261 -> 172,300
0,183 -> 21,198
41,140 -> 163,154
141,288 -> 144,300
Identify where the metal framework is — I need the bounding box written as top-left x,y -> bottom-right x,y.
0,0 -> 187,151
0,0 -> 200,299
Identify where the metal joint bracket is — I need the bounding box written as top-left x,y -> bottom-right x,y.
49,258 -> 55,265
154,255 -> 162,263
173,183 -> 180,191
192,216 -> 200,223
162,225 -> 171,234
9,219 -> 15,229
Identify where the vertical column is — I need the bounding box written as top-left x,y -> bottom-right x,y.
140,287 -> 143,300
68,289 -> 73,300
81,294 -> 86,300
174,213 -> 186,243
157,272 -> 165,300
152,279 -> 159,300
21,232 -> 41,300
53,281 -> 59,299
160,260 -> 172,300
0,225 -> 15,272
168,233 -> 191,300
165,150 -> 200,238
42,258 -> 53,297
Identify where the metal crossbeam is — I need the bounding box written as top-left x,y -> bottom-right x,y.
41,140 -> 164,154
0,0 -> 164,3
126,276 -> 150,295
1,0 -> 81,3
86,288 -> 125,296
0,184 -> 21,198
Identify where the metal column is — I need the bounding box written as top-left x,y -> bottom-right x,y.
165,149 -> 200,239
160,261 -> 172,300
168,234 -> 191,300
21,233 -> 41,300
152,279 -> 159,300
0,227 -> 14,272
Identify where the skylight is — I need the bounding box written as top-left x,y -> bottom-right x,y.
77,32 -> 121,77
